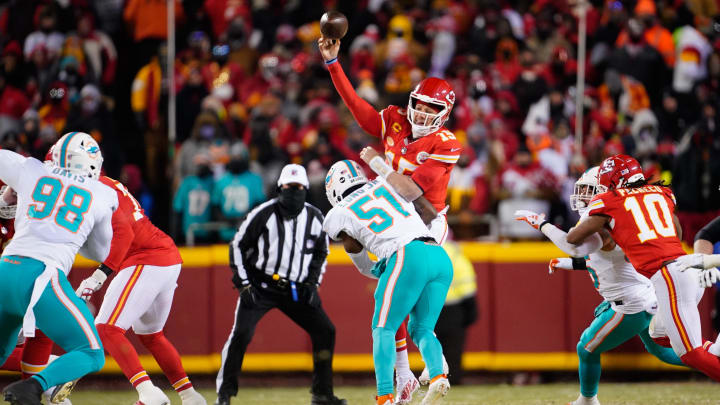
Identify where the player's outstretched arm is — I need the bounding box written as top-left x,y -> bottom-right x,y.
515,210 -> 604,257
412,197 -> 438,225
319,37 -> 383,138
360,146 -> 424,202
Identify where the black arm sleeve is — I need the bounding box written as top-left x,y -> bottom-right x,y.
571,257 -> 588,271
696,216 -> 720,243
306,230 -> 328,286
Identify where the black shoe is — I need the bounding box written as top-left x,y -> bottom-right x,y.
311,394 -> 347,405
2,378 -> 43,405
214,393 -> 231,405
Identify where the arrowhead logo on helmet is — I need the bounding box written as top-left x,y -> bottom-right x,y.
597,154 -> 644,192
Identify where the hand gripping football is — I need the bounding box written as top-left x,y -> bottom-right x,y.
320,11 -> 348,40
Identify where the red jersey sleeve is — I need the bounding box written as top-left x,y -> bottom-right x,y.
327,61 -> 383,137
103,203 -> 136,271
587,193 -> 611,217
411,134 -> 461,192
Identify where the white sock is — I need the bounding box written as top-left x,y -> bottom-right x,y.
179,386 -> 198,401
709,342 -> 720,357
395,348 -> 412,376
136,380 -> 156,395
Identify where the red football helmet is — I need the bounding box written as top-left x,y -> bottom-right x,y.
407,77 -> 455,137
597,154 -> 645,192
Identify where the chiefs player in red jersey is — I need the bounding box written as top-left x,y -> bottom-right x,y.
556,155 -> 720,381
73,176 -> 206,405
319,37 -> 458,403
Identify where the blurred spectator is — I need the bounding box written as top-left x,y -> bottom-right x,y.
1,41 -> 26,90
124,0 -> 184,66
0,74 -> 30,134
375,14 -> 427,71
672,25 -> 712,94
37,81 -> 68,135
237,53 -> 282,108
120,164 -> 155,220
173,160 -> 214,244
203,43 -> 246,106
76,11 -> 118,89
672,105 -> 720,244
23,4 -> 64,62
19,109 -> 40,158
211,145 -> 265,242
176,62 -> 209,143
615,0 -> 675,67
65,84 -> 122,176
204,0 -> 251,40
176,111 -> 223,181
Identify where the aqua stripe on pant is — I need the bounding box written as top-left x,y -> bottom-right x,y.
0,256 -> 105,390
371,240 -> 453,396
577,302 -> 684,397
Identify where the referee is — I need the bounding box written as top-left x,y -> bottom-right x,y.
215,164 -> 346,405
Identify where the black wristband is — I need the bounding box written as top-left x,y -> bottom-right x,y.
571,257 -> 587,270
539,221 -> 550,232
98,263 -> 114,276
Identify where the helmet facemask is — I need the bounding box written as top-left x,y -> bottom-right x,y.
570,183 -> 598,212
407,94 -> 449,137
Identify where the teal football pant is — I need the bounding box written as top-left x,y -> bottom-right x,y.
0,255 -> 104,390
577,302 -> 684,397
371,240 -> 453,396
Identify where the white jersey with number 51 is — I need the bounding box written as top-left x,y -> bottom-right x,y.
323,178 -> 433,259
0,150 -> 118,273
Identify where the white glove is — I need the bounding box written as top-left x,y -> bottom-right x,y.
675,254 -> 705,271
699,268 -> 720,288
75,269 -> 108,302
548,258 -> 573,274
514,210 -> 547,230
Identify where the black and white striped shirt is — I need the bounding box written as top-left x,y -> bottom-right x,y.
230,198 -> 328,287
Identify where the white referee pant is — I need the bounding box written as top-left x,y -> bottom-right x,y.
95,264 -> 181,333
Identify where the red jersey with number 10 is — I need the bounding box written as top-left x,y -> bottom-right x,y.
379,105 -> 461,211
587,185 -> 686,278
101,176 -> 182,270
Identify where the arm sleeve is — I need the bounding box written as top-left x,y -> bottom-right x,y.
0,150 -> 28,190
327,61 -> 383,137
349,249 -> 378,279
101,203 -> 135,271
229,210 -> 259,286
307,217 -> 329,286
696,216 -> 720,243
541,223 -> 603,256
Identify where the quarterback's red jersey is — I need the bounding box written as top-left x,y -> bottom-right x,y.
101,177 -> 182,270
378,106 -> 461,211
587,185 -> 686,278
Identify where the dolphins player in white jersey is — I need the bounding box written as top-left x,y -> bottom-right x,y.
0,131 -> 118,405
515,167 -> 686,405
323,160 -> 452,405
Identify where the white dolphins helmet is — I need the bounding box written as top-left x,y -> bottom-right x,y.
50,132 -> 103,179
570,166 -> 600,212
0,186 -> 16,219
325,160 -> 368,207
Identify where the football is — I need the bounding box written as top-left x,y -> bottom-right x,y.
320,11 -> 348,40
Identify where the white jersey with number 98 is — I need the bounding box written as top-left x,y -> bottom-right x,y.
323,178 -> 433,259
0,150 -> 118,273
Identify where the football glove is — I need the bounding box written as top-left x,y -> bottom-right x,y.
699,268 -> 720,288
675,253 -> 705,271
548,258 -> 573,274
514,210 -> 547,230
75,269 -> 108,302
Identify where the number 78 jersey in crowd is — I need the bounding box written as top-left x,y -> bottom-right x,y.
587,185 -> 686,278
0,150 -> 118,273
323,178 -> 434,260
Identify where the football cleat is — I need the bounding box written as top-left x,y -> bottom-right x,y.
135,385 -> 170,405
376,394 -> 394,405
420,375 -> 450,405
2,378 -> 43,405
181,389 -> 208,405
419,357 -> 450,385
311,393 -> 347,405
394,373 -> 419,404
213,394 -> 230,405
568,394 -> 601,405
49,378 -> 78,404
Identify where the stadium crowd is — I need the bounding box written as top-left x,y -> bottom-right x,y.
1,0 -> 720,244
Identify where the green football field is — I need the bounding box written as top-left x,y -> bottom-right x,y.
65,382 -> 720,404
